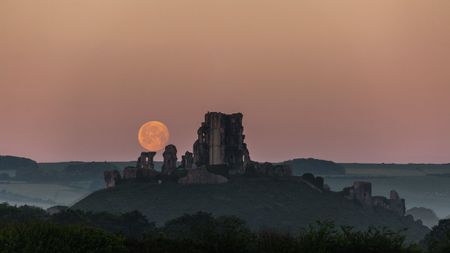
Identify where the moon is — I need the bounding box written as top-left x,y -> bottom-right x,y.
138,121 -> 170,151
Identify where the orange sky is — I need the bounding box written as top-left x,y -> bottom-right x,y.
1,0 -> 450,163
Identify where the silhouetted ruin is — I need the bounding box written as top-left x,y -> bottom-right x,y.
121,152 -> 159,180
301,173 -> 326,191
193,112 -> 250,174
137,152 -> 156,169
343,181 -> 406,216
245,161 -> 292,177
181,151 -> 194,169
104,170 -> 121,188
162,144 -> 177,175
102,111 -> 407,218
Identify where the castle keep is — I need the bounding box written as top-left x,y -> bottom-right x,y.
193,112 -> 250,173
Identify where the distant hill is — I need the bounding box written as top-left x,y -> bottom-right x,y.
0,155 -> 38,171
64,162 -> 119,175
72,177 -> 429,242
406,207 -> 440,228
0,157 -> 161,185
284,158 -> 345,175
38,161 -> 164,173
14,161 -> 119,187
0,155 -> 38,179
340,163 -> 450,169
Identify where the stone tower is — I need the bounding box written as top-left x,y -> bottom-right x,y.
162,144 -> 177,175
181,151 -> 194,169
193,112 -> 250,172
136,152 -> 156,169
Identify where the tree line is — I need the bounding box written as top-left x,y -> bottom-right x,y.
0,203 -> 448,253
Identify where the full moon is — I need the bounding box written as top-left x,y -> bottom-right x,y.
138,121 -> 170,151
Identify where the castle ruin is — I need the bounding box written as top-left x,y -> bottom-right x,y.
137,152 -> 156,169
162,144 -> 177,175
104,112 -> 292,187
102,111 -> 407,217
343,181 -> 406,216
181,151 -> 194,169
104,170 -> 121,188
123,152 -> 159,180
193,112 -> 250,174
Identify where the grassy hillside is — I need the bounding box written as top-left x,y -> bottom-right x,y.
72,177 -> 429,242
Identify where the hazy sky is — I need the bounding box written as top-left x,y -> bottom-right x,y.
1,1 -> 450,163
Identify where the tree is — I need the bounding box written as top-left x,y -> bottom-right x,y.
0,222 -> 126,253
423,219 -> 450,253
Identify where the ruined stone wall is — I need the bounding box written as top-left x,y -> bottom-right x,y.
353,181 -> 373,205
123,166 -> 138,179
344,181 -> 406,216
104,170 -> 121,188
372,196 -> 389,209
162,144 -> 177,175
208,113 -> 225,165
193,112 -> 249,173
122,152 -> 159,181
137,152 -> 156,169
193,123 -> 209,167
301,173 -> 325,190
181,151 -> 194,169
388,190 -> 406,216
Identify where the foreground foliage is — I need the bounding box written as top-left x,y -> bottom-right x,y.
0,203 -> 448,253
423,219 -> 450,253
127,214 -> 421,253
0,222 -> 126,253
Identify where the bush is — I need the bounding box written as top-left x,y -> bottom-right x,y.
0,205 -> 429,253
0,202 -> 47,223
125,212 -> 255,252
254,222 -> 421,253
159,212 -> 254,253
51,209 -> 155,238
0,222 -> 126,253
423,219 -> 450,253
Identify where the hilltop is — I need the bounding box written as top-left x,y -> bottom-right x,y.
285,158 -> 345,175
72,176 -> 429,242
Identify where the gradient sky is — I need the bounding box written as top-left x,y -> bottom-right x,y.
1,0 -> 450,163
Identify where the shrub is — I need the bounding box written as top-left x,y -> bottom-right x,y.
0,222 -> 126,253
423,219 -> 450,253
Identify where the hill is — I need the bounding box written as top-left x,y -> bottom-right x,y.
284,158 -> 345,175
0,155 -> 38,170
406,207 -> 440,228
72,177 -> 429,242
340,163 -> 450,176
0,155 -> 38,178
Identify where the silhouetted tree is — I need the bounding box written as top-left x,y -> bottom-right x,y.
423,219 -> 450,253
0,222 -> 126,253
